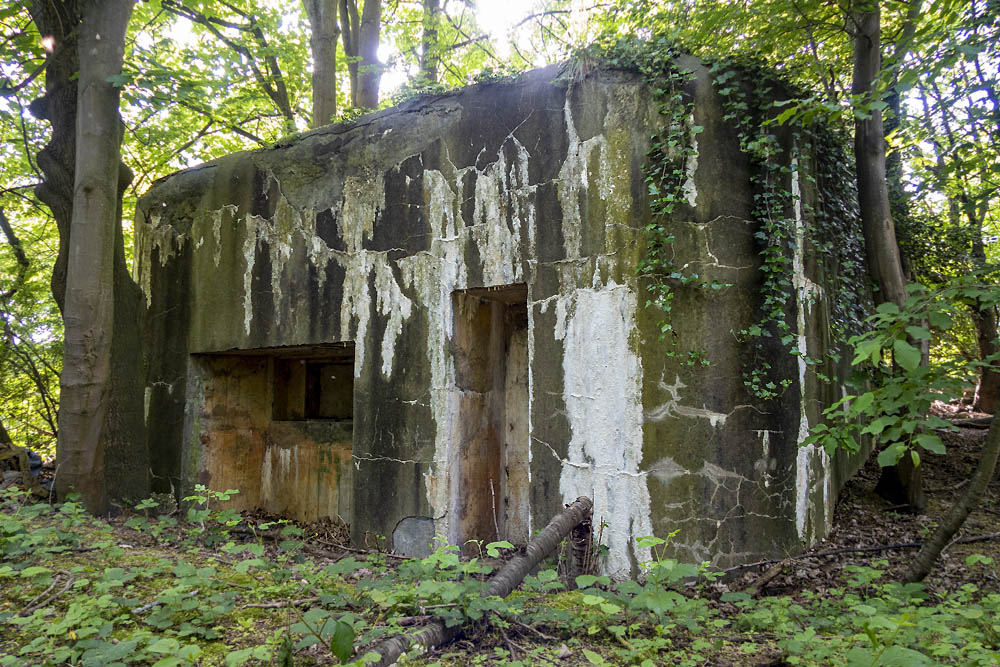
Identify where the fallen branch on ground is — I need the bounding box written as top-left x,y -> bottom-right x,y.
366,496 -> 594,667
241,596 -> 319,609
952,416 -> 993,429
19,570 -> 74,616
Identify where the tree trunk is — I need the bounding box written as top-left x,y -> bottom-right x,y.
32,0 -> 149,510
969,201 -> 999,414
852,2 -> 908,308
852,0 -> 925,510
339,0 -> 360,106
417,0 -> 440,87
53,0 -> 135,513
356,0 -> 382,108
970,300 -> 999,415
369,497 -> 594,666
303,0 -> 340,128
905,416 -> 1000,582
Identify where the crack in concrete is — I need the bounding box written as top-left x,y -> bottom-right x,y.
352,454 -> 421,466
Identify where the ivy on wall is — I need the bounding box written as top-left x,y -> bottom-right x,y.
578,37 -> 871,397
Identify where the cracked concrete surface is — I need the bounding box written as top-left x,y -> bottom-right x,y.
138,64 -> 869,574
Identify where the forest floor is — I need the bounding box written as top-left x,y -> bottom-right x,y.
1,404 -> 998,665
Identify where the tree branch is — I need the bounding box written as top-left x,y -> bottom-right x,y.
0,208 -> 29,300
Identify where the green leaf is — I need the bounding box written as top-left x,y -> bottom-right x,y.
851,339 -> 882,366
862,416 -> 895,436
151,659 -> 183,667
850,392 -> 875,417
19,567 -> 51,578
914,433 -> 946,455
877,443 -> 906,467
775,107 -> 797,125
904,325 -> 932,341
876,302 -> 899,315
329,619 -> 354,664
485,540 -> 514,557
928,310 -> 953,330
583,648 -> 606,664
893,338 -> 921,371
147,638 -> 180,654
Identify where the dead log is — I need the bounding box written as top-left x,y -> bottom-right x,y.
367,496 -> 594,666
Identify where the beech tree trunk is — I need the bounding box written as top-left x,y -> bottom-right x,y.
54,0 -> 135,513
852,0 -> 925,510
303,0 -> 340,127
852,2 -> 908,309
339,0 -> 382,108
905,417 -> 1000,582
356,0 -> 382,108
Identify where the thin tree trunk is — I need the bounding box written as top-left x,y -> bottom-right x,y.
0,418 -> 12,448
356,0 -> 382,108
852,1 -> 908,308
418,0 -> 440,87
969,201 -> 999,414
971,302 -> 999,414
339,0 -> 360,106
303,0 -> 340,128
55,0 -> 134,513
369,497 -> 594,666
905,416 -> 1000,581
852,0 -> 925,510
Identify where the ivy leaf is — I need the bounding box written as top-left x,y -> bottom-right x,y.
892,338 -> 921,371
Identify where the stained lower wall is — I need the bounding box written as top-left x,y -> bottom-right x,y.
138,62 -> 869,574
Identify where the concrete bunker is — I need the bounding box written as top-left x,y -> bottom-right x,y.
192,343 -> 355,524
138,61 -> 871,574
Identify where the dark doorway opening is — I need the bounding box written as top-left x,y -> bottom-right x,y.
453,285 -> 530,554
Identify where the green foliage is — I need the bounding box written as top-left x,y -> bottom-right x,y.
2,488 -> 998,665
806,275 -> 1000,464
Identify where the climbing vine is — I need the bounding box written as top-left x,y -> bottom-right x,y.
577,36 -> 724,365
580,35 -> 871,396
708,57 -> 871,400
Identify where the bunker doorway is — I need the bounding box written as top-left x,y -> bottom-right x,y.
191,343 -> 354,524
453,285 -> 530,555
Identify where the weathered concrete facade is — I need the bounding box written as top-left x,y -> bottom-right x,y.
137,61 -> 867,575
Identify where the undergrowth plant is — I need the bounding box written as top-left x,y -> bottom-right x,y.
805,274 -> 1000,466
2,484 -> 998,665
